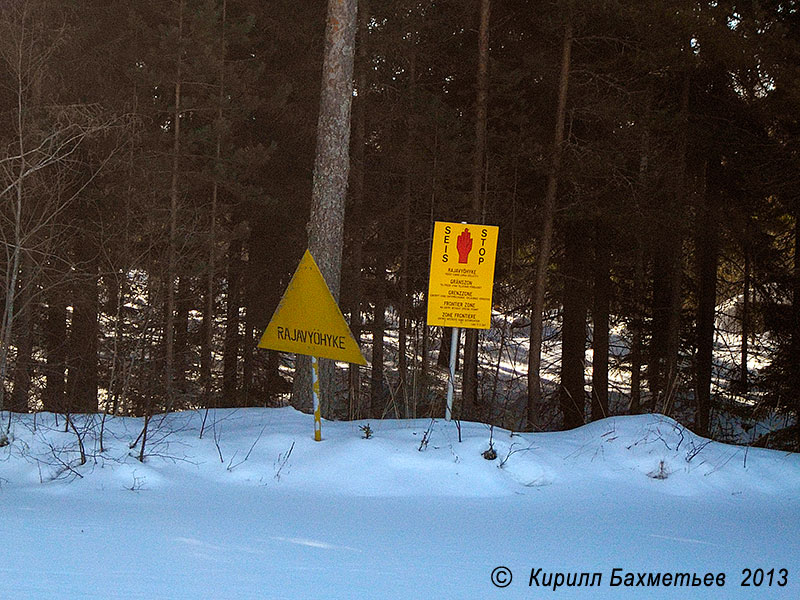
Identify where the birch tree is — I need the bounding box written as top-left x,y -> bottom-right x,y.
0,0 -> 121,441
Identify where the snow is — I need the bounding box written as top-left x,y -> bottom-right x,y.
1,408 -> 799,599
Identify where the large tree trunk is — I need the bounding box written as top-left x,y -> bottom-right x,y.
649,76 -> 689,415
591,222 -> 610,421
66,243 -> 99,414
527,12 -> 573,429
695,162 -> 717,436
560,220 -> 589,429
649,239 -> 682,410
292,0 -> 358,420
649,207 -> 684,413
463,0 -> 491,421
346,0 -> 369,419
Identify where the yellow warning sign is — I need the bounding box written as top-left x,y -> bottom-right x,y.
426,221 -> 499,329
258,250 -> 367,365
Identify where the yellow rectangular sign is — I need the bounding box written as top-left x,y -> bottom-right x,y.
426,221 -> 499,329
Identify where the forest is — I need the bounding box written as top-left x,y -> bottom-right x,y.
1,0 -> 799,450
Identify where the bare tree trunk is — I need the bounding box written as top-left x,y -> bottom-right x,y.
264,349 -> 280,403
370,257 -> 388,416
0,191 -> 22,418
651,74 -> 689,413
0,199 -> 21,417
591,222 -> 610,421
202,0 -> 226,412
419,310 -> 429,413
10,252 -> 33,412
560,220 -> 589,429
665,240 -> 683,406
740,226 -> 750,389
527,12 -> 572,429
106,271 -> 126,415
242,319 -> 256,405
292,0 -> 358,420
66,237 -> 99,414
165,0 -> 185,410
201,277 -> 215,404
463,0 -> 491,421
347,0 -> 368,419
630,127 -> 649,413
43,279 -> 67,413
630,245 -> 645,413
422,118 -> 439,395
398,203 -> 411,415
398,42 -> 417,417
695,162 -> 716,436
0,17 -> 28,435
174,276 -> 190,394
651,227 -> 684,413
0,2 -> 120,435
650,249 -> 668,404
791,208 -> 800,416
222,237 -> 242,407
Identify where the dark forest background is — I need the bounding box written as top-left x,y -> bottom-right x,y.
2,0 -> 800,449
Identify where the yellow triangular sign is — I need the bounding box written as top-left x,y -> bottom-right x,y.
258,249 -> 367,365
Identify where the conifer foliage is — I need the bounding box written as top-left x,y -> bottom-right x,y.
1,0 -> 799,449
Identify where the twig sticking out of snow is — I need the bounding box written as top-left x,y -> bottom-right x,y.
273,441 -> 295,481
418,419 -> 435,452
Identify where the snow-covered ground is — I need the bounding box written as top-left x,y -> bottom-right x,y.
2,407 -> 798,599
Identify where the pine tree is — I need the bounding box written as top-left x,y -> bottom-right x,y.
291,0 -> 358,420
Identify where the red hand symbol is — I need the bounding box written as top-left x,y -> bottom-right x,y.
457,229 -> 473,263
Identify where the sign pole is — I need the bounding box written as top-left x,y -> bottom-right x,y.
445,327 -> 459,421
258,249 -> 366,441
311,355 -> 322,441
425,221 -> 498,422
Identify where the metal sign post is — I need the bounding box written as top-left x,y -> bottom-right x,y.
445,326 -> 459,421
311,355 -> 322,442
426,221 -> 499,422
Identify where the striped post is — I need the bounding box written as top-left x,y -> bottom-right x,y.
311,355 -> 322,441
